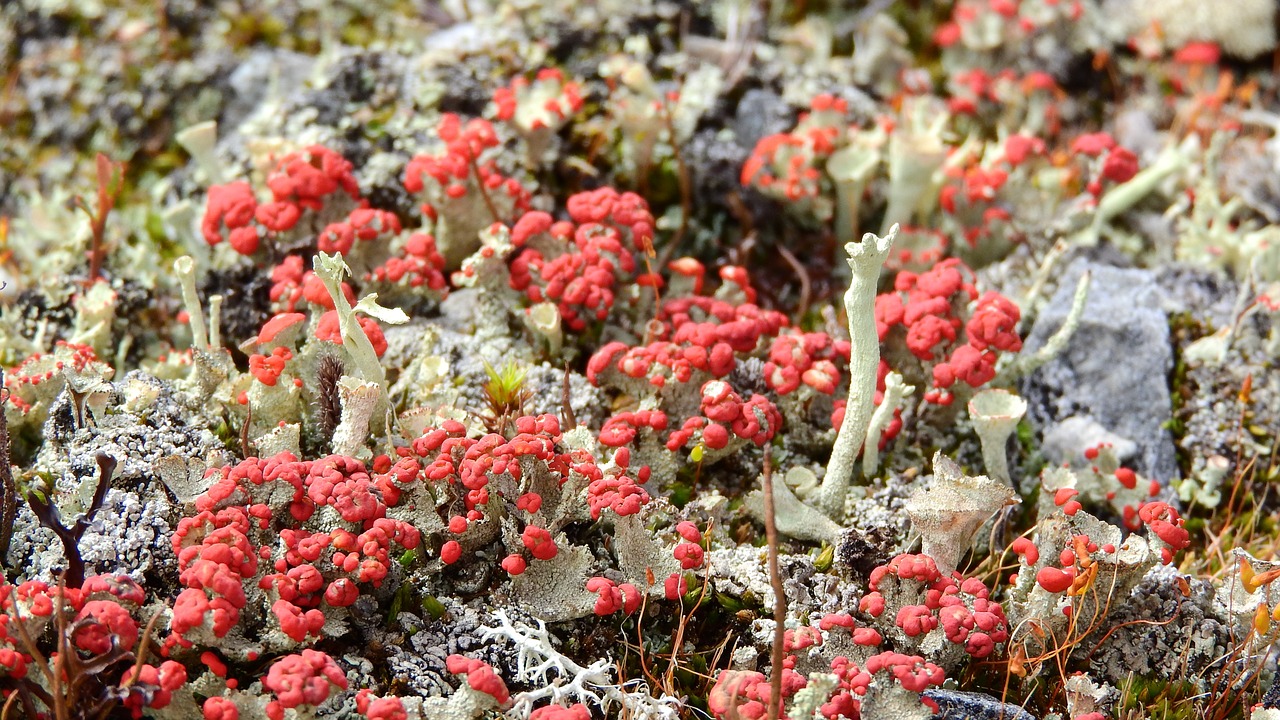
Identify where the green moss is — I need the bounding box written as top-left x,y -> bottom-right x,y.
813,543 -> 834,571
714,592 -> 744,612
421,594 -> 447,620
1115,675 -> 1222,719
668,481 -> 692,508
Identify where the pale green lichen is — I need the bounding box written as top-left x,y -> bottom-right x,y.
967,388 -> 1028,487
812,224 -> 897,519
861,371 -> 913,478
997,270 -> 1090,383
905,453 -> 1016,574
313,251 -> 407,388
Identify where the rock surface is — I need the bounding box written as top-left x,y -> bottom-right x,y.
925,689 -> 1037,720
1021,259 -> 1179,482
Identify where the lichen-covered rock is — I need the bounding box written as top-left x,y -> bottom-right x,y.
1085,563 -> 1232,685
10,370 -> 225,580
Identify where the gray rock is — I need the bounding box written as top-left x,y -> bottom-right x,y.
925,689 -> 1037,720
1041,416 -> 1138,469
1154,264 -> 1239,329
222,48 -> 315,132
1021,260 -> 1180,482
731,89 -> 795,150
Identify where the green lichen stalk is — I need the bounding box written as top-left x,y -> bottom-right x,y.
313,251 -> 390,388
813,224 -> 897,519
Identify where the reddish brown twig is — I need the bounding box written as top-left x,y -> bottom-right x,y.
760,444 -> 785,720
71,154 -> 125,285
0,373 -> 15,566
775,243 -> 812,319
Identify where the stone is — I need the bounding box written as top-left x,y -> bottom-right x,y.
731,89 -> 794,150
924,689 -> 1037,720
1021,259 -> 1180,482
1041,415 -> 1138,469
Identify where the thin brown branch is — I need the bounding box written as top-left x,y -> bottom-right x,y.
665,539 -> 713,694
0,691 -> 13,720
632,593 -> 661,692
760,444 -> 785,720
561,363 -> 577,429
125,611 -> 166,685
240,403 -> 253,460
0,374 -> 15,565
468,157 -> 501,223
73,154 -> 124,285
775,243 -> 812,319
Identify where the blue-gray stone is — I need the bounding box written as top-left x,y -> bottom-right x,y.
925,689 -> 1038,720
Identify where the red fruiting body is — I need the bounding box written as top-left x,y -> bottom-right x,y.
263,650 -> 349,714
585,577 -> 643,616
315,311 -> 389,357
1101,147 -> 1139,184
1071,132 -> 1116,157
202,182 -> 259,252
74,600 -> 139,655
521,526 -> 558,561
355,690 -> 409,720
509,189 -> 654,332
440,541 -> 462,565
203,697 -> 239,720
120,661 -> 187,718
675,521 -> 702,543
1036,566 -> 1075,593
446,655 -> 510,705
1138,502 -> 1190,563
1011,537 -> 1040,564
674,542 -> 705,569
664,573 -> 688,600
529,704 -> 591,720
501,555 -> 528,575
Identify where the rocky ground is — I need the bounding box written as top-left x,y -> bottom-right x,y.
1,1 -> 1280,719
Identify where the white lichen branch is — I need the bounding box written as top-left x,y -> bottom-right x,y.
813,224 -> 897,519
478,609 -> 681,720
997,270 -> 1090,383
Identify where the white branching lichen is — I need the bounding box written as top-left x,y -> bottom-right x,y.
174,255 -> 209,351
478,609 -> 682,719
998,270 -> 1090,383
861,370 -> 914,478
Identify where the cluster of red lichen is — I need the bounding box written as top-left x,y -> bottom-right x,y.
707,553 -> 1006,719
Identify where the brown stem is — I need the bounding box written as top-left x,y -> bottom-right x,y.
240,403 -> 254,459
761,444 -> 785,720
666,529 -> 713,694
76,154 -> 123,285
775,243 -> 811,319
0,374 -> 15,565
25,454 -> 117,588
0,687 -> 18,720
468,157 -> 501,223
560,363 -> 577,429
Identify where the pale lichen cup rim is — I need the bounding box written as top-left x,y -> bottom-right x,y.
968,388 -> 1028,424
